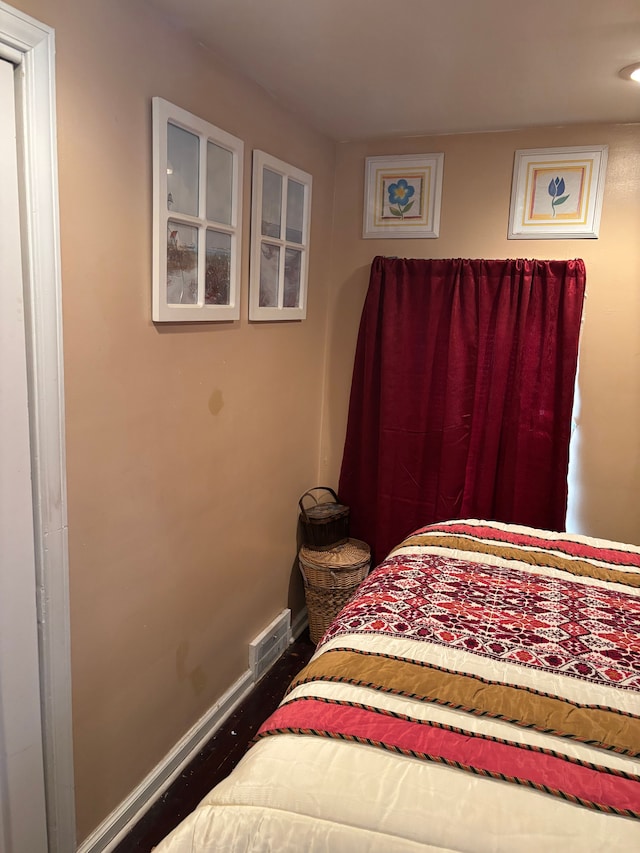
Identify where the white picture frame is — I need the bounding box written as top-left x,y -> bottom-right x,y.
249,150 -> 312,321
508,145 -> 608,239
152,97 -> 243,321
363,153 -> 444,239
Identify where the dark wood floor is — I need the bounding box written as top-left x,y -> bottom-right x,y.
114,632 -> 315,852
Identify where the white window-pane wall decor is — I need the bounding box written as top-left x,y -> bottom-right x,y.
261,168 -> 282,239
152,98 -> 243,321
167,123 -> 199,216
206,142 -> 233,225
250,150 -> 311,321
286,179 -> 305,243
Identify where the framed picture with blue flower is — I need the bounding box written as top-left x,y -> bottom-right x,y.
508,145 -> 608,239
362,153 -> 444,239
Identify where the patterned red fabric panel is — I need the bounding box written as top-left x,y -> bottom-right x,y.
323,553 -> 640,689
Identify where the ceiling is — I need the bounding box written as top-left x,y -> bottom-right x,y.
144,0 -> 640,141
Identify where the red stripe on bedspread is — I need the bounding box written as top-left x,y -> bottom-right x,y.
415,523 -> 640,569
259,699 -> 640,816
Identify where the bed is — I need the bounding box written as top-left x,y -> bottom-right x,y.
156,519 -> 640,852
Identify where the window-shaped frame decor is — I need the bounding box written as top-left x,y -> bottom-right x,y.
152,97 -> 243,321
249,150 -> 312,321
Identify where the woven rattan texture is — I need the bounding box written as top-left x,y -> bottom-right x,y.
299,539 -> 370,644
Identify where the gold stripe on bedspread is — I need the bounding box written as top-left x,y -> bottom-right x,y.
396,534 -> 640,588
288,649 -> 640,757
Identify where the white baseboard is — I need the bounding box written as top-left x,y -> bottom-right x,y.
291,605 -> 308,640
77,668 -> 254,853
77,608 -> 310,852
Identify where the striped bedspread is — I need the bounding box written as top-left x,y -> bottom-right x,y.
157,520 -> 640,853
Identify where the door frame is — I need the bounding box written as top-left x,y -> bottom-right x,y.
0,3 -> 75,850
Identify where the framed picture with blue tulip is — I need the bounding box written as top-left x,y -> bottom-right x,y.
508,145 -> 608,239
362,153 -> 444,238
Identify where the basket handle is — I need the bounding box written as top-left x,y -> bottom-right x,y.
299,565 -> 345,586
298,486 -> 340,521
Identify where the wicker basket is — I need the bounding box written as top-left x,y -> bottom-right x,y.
299,538 -> 370,644
298,487 -> 350,550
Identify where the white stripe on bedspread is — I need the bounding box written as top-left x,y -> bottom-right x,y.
316,632 -> 640,715
159,733 -> 640,853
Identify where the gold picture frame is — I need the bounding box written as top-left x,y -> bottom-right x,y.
363,153 -> 444,239
508,145 -> 608,239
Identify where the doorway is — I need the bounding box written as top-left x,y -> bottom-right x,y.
0,53 -> 49,853
0,4 -> 75,851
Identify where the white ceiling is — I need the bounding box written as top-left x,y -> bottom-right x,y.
145,0 -> 640,141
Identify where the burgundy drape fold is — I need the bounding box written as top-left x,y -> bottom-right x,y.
338,257 -> 586,563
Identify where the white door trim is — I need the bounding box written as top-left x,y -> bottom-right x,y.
0,3 -> 75,851
0,53 -> 48,853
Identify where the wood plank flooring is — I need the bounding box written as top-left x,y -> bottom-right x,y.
113,631 -> 315,852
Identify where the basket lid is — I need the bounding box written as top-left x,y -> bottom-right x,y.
303,503 -> 349,521
300,538 -> 370,568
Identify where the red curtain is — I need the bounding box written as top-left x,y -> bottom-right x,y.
338,257 -> 586,563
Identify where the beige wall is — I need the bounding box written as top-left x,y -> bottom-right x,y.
13,0 -> 335,842
321,124 -> 640,547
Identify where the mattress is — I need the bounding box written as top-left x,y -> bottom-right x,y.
155,520 -> 640,852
